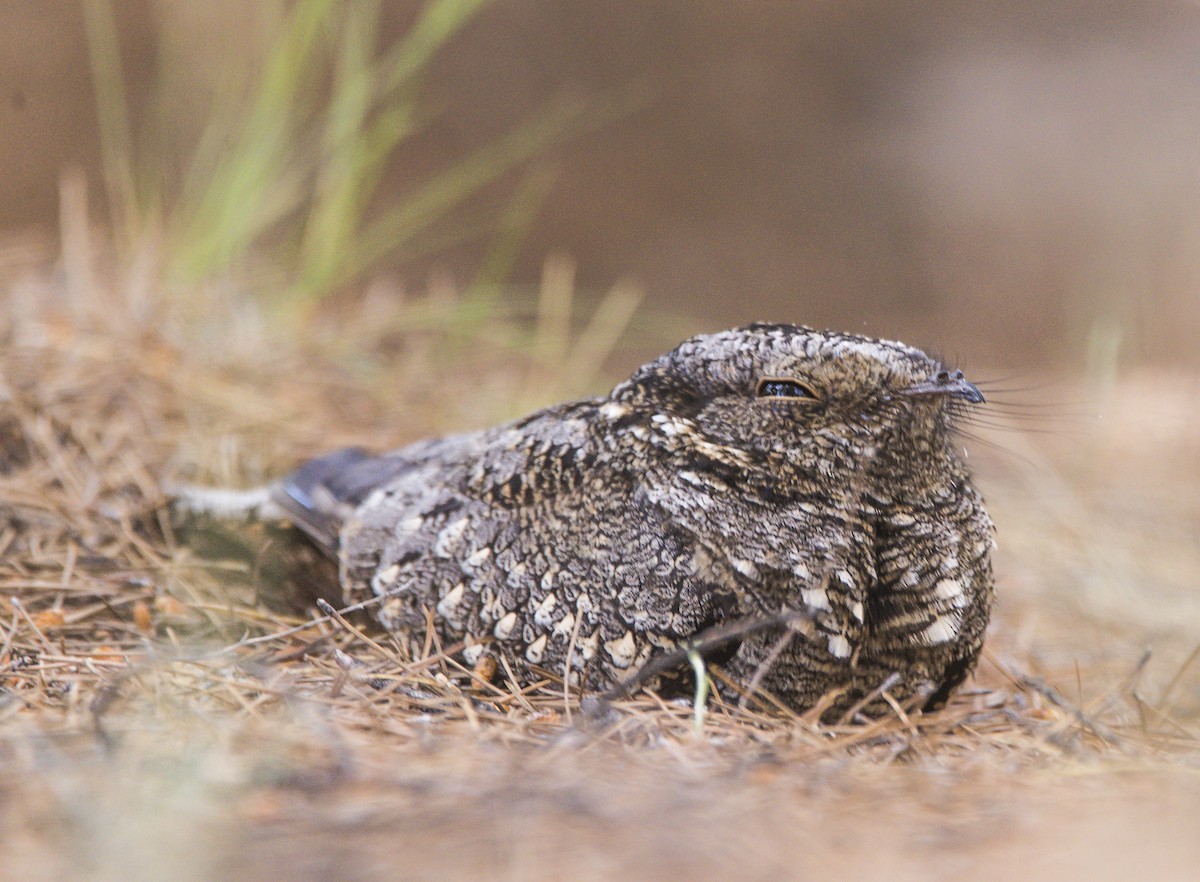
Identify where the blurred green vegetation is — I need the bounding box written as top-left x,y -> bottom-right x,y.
75,0 -> 655,421
82,0 -> 588,307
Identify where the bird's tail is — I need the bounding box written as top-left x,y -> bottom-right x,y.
171,446 -> 410,557
271,446 -> 417,555
266,447 -> 371,554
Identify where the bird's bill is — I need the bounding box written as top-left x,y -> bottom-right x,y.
900,375 -> 986,404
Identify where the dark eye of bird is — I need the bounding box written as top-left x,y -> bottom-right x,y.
756,378 -> 817,400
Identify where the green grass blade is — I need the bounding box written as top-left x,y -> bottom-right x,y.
81,0 -> 139,244
294,0 -> 491,300
472,164 -> 560,292
377,0 -> 490,96
345,98 -> 586,288
297,0 -> 380,290
568,280 -> 644,396
173,0 -> 335,278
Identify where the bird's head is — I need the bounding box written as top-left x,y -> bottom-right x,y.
610,323 -> 983,478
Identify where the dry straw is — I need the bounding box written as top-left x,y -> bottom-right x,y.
2,208 -> 1198,881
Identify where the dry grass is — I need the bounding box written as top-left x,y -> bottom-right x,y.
2,229 -> 1199,881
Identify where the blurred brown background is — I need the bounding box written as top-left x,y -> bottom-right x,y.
3,9 -> 1200,881
3,0 -> 1199,367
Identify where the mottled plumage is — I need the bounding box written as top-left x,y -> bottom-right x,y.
272,323 -> 995,713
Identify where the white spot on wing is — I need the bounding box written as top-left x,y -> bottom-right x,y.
433,517 -> 468,556
380,597 -> 405,628
435,583 -> 465,619
466,547 -> 492,568
934,578 -> 962,600
493,611 -> 518,640
604,630 -> 637,668
534,593 -> 558,627
651,414 -> 693,437
920,614 -> 961,645
553,611 -> 576,637
732,558 -> 759,580
827,634 -> 852,659
480,589 -> 502,619
525,634 -> 548,664
372,564 -> 401,592
801,585 -> 831,611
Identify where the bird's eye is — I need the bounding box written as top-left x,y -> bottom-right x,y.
756,377 -> 818,400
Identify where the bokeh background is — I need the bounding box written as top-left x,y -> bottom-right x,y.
3,0 -> 1199,367
2,5 -> 1200,881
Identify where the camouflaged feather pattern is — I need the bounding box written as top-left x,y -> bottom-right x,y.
278,323 -> 996,713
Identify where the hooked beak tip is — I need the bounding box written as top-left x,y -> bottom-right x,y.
903,370 -> 985,404
959,382 -> 986,404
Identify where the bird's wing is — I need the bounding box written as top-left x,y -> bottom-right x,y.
332,401 -> 602,605
332,401 -> 742,680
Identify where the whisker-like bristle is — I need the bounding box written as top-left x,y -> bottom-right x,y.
952,431 -> 1042,469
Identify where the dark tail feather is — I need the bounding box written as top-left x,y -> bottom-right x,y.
271,448 -> 369,554
272,447 -> 417,555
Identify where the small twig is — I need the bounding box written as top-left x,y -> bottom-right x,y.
601,608 -> 813,702
0,607 -> 21,664
562,600 -> 585,725
1156,641 -> 1200,721
259,634 -> 333,665
7,597 -> 57,655
1125,648 -> 1153,695
985,650 -> 1127,748
1020,675 -> 1125,748
329,647 -> 360,698
1129,696 -> 1199,741
315,597 -> 404,668
836,672 -> 901,726
880,689 -> 920,739
496,651 -> 539,715
737,625 -> 797,711
709,665 -> 796,718
981,646 -> 1023,688
224,582 -> 414,651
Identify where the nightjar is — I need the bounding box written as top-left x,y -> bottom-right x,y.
267,323 -> 995,714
